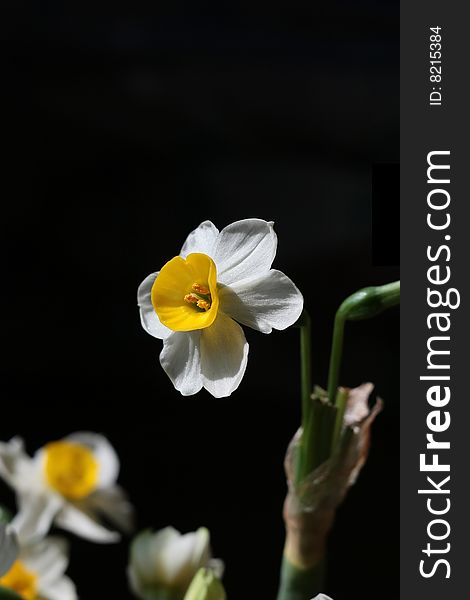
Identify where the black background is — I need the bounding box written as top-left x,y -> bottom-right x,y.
4,3 -> 399,599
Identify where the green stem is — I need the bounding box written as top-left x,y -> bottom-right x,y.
295,310 -> 313,486
276,557 -> 325,600
326,312 -> 346,405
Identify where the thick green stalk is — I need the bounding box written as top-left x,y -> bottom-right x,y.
277,558 -> 325,600
278,282 -> 400,600
278,311 -> 327,600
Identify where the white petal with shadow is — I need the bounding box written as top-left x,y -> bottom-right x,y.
219,269 -> 303,333
180,220 -> 219,258
84,486 -> 134,533
138,272 -> 172,340
39,575 -> 77,600
55,504 -> 120,543
22,537 -> 69,587
11,493 -> 63,545
160,331 -> 203,396
201,313 -> 249,398
213,219 -> 277,286
0,524 -> 18,577
66,432 -> 119,488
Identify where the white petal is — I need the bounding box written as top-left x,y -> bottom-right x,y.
159,529 -> 207,587
180,220 -> 219,258
160,331 -> 203,396
0,437 -> 36,491
200,314 -> 249,398
127,563 -> 146,598
84,486 -> 134,533
131,527 -> 179,583
54,504 -> 120,543
38,575 -> 77,600
213,219 -> 277,286
138,272 -> 172,340
0,524 -> 19,577
188,527 -> 211,572
311,596 -> 334,600
22,537 -> 69,586
65,432 -> 119,488
207,558 -> 225,579
127,563 -> 145,598
11,493 -> 63,545
219,269 -> 304,333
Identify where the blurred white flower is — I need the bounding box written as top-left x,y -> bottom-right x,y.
0,535 -> 76,600
183,568 -> 226,600
0,433 -> 134,543
138,218 -> 303,398
0,523 -> 19,577
128,526 -> 222,600
311,595 -> 333,600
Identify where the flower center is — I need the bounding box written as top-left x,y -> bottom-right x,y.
0,560 -> 38,600
44,440 -> 99,500
152,253 -> 219,332
184,283 -> 212,311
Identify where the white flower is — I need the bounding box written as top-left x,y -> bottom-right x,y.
311,596 -> 334,600
128,526 -> 221,600
0,524 -> 19,577
0,433 -> 134,544
138,218 -> 304,397
0,535 -> 76,600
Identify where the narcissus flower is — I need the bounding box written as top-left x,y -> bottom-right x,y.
0,535 -> 77,600
138,219 -> 303,397
128,526 -> 222,600
0,434 -> 134,544
0,524 -> 18,577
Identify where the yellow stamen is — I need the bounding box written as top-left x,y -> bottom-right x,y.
0,560 -> 38,600
44,440 -> 99,500
196,299 -> 211,311
192,283 -> 210,295
152,253 -> 219,331
184,293 -> 199,304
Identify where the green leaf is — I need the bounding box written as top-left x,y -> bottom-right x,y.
0,586 -> 23,600
184,569 -> 226,600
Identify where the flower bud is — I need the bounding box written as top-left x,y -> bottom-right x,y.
128,527 -> 221,600
338,281 -> 400,322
